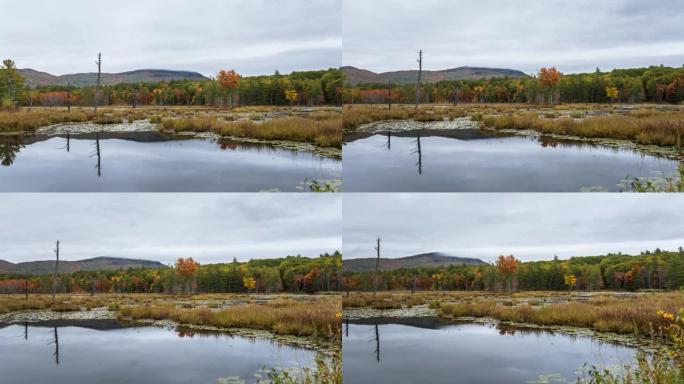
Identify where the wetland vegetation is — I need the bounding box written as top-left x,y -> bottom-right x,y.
342,249 -> 684,383
1,60 -> 343,192
343,65 -> 684,192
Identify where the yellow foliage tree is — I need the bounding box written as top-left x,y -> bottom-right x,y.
606,86 -> 619,103
243,276 -> 256,293
564,274 -> 577,290
285,89 -> 298,107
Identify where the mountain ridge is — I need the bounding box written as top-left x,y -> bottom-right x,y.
19,68 -> 209,87
342,65 -> 527,85
0,256 -> 167,274
342,252 -> 487,272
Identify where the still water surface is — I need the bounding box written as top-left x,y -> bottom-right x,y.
343,130 -> 680,192
343,318 -> 637,384
0,320 -> 316,384
0,133 -> 340,192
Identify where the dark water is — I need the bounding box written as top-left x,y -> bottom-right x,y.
0,320 -> 316,384
0,133 -> 340,192
343,130 -> 681,192
343,318 -> 637,384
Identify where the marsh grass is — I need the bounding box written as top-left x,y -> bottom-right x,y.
438,293 -> 684,336
344,104 -> 684,149
118,298 -> 340,340
161,115 -> 342,148
483,111 -> 684,148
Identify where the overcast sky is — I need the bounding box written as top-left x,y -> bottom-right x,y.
0,194 -> 341,265
343,194 -> 684,262
343,0 -> 684,74
0,0 -> 341,76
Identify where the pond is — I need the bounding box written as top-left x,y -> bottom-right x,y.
343,317 -> 637,384
0,320 -> 317,384
0,132 -> 340,192
343,129 -> 681,192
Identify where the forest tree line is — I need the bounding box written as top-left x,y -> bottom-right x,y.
343,65 -> 684,105
0,253 -> 342,295
0,59 -> 344,108
342,249 -> 684,293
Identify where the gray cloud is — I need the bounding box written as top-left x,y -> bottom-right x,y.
0,194 -> 341,264
343,0 -> 684,74
1,0 -> 341,76
343,194 -> 684,262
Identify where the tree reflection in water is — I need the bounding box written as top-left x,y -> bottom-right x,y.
0,135 -> 24,166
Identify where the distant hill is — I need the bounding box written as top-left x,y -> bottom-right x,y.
342,66 -> 527,85
19,69 -> 209,87
0,256 -> 166,274
343,252 -> 487,272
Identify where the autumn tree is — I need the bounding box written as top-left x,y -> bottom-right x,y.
606,86 -> 619,103
496,254 -> 520,293
217,69 -> 240,108
285,89 -> 298,108
564,274 -> 577,291
243,276 -> 256,293
538,67 -> 561,104
175,257 -> 200,294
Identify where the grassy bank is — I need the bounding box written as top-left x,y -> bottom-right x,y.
438,295 -> 682,335
483,111 -> 684,148
118,297 -> 340,340
343,291 -> 684,337
0,107 -> 342,149
161,113 -> 342,148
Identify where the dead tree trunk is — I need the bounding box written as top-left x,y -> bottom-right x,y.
387,81 -> 392,110
94,53 -> 102,113
414,50 -> 423,112
373,238 -> 381,298
51,240 -> 60,303
66,84 -> 71,113
25,273 -> 29,301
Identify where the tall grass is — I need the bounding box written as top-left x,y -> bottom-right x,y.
118,298 -> 340,340
483,112 -> 684,148
161,116 -> 342,148
438,294 -> 684,336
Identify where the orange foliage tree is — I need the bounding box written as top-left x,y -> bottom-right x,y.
539,67 -> 561,104
496,254 -> 521,293
217,69 -> 241,107
176,257 -> 200,294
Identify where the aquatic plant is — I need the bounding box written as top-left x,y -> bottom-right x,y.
620,165 -> 684,192
579,309 -> 684,383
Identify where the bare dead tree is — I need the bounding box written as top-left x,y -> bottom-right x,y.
24,273 -> 29,301
411,274 -> 417,294
94,53 -> 102,113
414,50 -> 423,112
387,81 -> 392,110
373,238 -> 381,298
51,240 -> 60,303
66,83 -> 72,113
